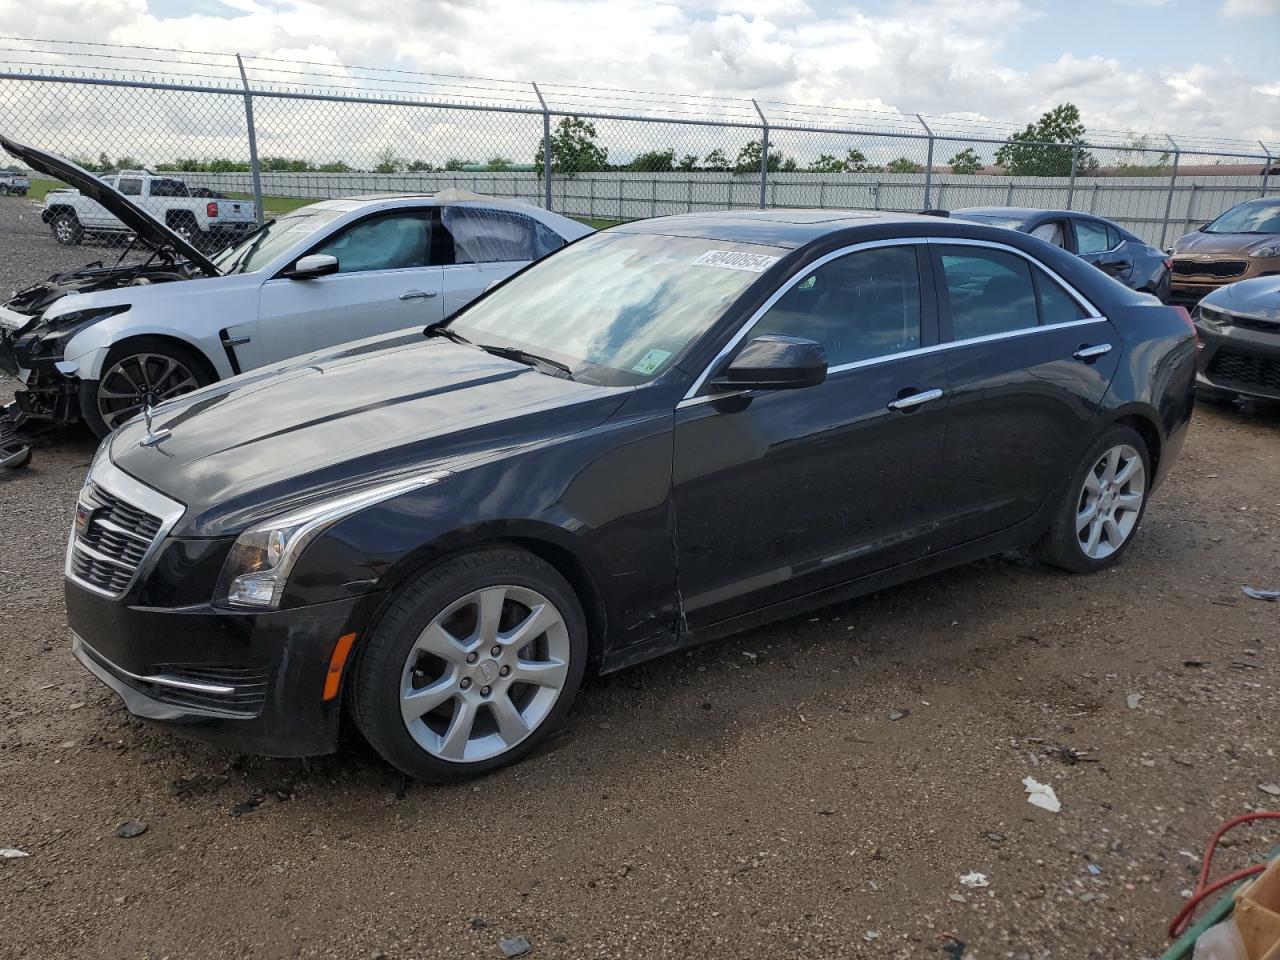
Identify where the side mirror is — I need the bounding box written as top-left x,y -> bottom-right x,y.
284,254 -> 339,279
712,335 -> 827,392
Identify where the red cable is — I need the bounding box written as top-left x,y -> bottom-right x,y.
1168,811 -> 1280,939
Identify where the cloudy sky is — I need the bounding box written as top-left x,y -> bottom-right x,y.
5,0 -> 1279,149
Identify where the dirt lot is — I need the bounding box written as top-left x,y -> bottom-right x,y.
1,193 -> 1278,960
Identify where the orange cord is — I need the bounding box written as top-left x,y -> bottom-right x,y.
1167,811 -> 1280,939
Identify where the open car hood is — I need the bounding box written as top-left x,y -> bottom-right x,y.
0,134 -> 220,278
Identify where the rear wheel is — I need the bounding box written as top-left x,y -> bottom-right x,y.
51,211 -> 82,246
78,339 -> 212,438
1036,424 -> 1151,573
351,548 -> 588,782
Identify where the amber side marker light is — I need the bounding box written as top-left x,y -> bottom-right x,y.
323,633 -> 357,701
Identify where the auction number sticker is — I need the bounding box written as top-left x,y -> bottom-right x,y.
632,348 -> 672,375
692,249 -> 780,273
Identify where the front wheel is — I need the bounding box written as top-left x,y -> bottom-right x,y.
78,339 -> 212,438
351,548 -> 588,782
1036,425 -> 1151,573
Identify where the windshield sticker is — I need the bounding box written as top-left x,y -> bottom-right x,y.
692,250 -> 780,273
632,348 -> 672,375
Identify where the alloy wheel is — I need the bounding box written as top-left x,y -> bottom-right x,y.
54,218 -> 75,243
1076,443 -> 1146,561
97,352 -> 200,429
399,584 -> 571,763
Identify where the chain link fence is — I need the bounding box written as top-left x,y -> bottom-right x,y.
1,37 -> 1276,254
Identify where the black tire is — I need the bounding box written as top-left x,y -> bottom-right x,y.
0,185 -> 9,196
51,210 -> 82,246
351,547 -> 589,782
1036,424 -> 1152,574
167,213 -> 199,246
78,338 -> 214,438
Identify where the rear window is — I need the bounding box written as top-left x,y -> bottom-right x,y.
938,247 -> 1038,339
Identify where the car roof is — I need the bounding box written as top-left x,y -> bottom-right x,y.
955,207 -> 1091,219
611,209 -> 955,249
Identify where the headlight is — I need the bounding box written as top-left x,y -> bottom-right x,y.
1196,306 -> 1225,330
1250,242 -> 1280,258
218,471 -> 450,609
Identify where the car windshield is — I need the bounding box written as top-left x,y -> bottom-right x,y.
954,213 -> 1029,230
212,206 -> 345,273
447,232 -> 786,386
1204,200 -> 1280,235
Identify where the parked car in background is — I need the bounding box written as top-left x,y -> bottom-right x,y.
0,170 -> 29,195
64,209 -> 1196,781
39,168 -> 256,247
1167,197 -> 1280,300
952,208 -> 1172,301
0,136 -> 593,438
1192,275 -> 1280,403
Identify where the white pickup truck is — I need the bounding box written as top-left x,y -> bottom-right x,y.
41,171 -> 256,247
0,171 -> 29,195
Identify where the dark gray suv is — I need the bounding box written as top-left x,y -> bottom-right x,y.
953,208 -> 1171,302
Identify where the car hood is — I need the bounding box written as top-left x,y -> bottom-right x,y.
0,133 -> 220,277
1172,231 -> 1278,257
1202,276 -> 1280,322
108,334 -> 630,537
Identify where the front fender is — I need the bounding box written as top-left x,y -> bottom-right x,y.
63,314 -> 230,380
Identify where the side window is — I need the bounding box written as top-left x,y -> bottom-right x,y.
743,245 -> 922,367
1105,224 -> 1123,249
938,247 -> 1037,339
1030,220 -> 1067,248
117,178 -> 142,196
1036,271 -> 1087,326
310,213 -> 430,274
151,179 -> 189,198
1074,219 -> 1112,255
441,207 -> 558,264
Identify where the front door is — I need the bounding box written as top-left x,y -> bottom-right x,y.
929,241 -> 1121,547
254,210 -> 444,366
672,242 -> 950,628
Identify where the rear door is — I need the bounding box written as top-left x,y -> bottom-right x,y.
929,239 -> 1121,547
672,242 -> 951,627
1073,217 -> 1134,287
255,209 -> 444,364
439,206 -> 568,317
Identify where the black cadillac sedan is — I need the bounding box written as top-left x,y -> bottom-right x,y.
66,210 -> 1197,781
952,207 -> 1172,302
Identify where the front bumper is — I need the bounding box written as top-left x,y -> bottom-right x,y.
67,579 -> 382,757
1194,320 -> 1280,402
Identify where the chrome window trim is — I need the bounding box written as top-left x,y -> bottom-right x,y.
681,235 -> 1104,403
65,452 -> 186,600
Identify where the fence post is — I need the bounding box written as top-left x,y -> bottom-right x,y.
1160,135 -> 1180,249
1066,141 -> 1080,211
753,99 -> 768,209
916,115 -> 934,209
235,54 -> 264,225
1261,142 -> 1273,198
532,82 -> 552,211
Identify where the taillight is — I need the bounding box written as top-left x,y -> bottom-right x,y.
1163,258 -> 1172,271
206,201 -> 219,218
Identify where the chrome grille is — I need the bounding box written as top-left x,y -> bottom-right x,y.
66,454 -> 185,598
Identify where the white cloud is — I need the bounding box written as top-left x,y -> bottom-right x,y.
1221,0 -> 1280,15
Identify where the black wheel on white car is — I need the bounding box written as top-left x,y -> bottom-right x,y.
351,547 -> 588,782
0,185 -> 9,196
167,213 -> 199,246
78,338 -> 213,438
1036,424 -> 1151,574
51,211 -> 82,246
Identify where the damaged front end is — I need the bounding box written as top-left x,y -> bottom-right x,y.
1,261 -> 194,436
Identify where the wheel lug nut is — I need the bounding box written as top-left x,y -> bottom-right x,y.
480,685 -> 491,697
499,665 -> 510,677
466,652 -> 477,664
490,645 -> 500,657
413,669 -> 424,678
460,677 -> 471,689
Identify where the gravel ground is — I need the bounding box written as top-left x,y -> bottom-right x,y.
2,193 -> 1279,960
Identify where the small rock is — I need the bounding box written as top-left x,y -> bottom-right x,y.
985,832 -> 1006,843
959,871 -> 989,888
1259,784 -> 1280,797
499,936 -> 532,958
1126,693 -> 1143,710
470,917 -> 488,930
888,709 -> 909,721
949,893 -> 967,903
700,702 -> 712,711
112,895 -> 126,905
863,931 -> 880,943
68,702 -> 86,710
115,821 -> 147,839
230,795 -> 265,817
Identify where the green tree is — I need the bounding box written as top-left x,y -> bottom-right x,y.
535,116 -> 608,174
702,148 -> 729,172
810,154 -> 844,173
733,140 -> 796,174
483,157 -> 513,172
260,157 -> 316,173
443,158 -> 469,172
995,103 -> 1096,176
947,147 -> 983,175
1113,133 -> 1172,176
843,149 -> 873,172
886,156 -> 923,174
373,147 -> 404,174
629,149 -> 675,173
677,154 -> 699,172
317,160 -> 352,173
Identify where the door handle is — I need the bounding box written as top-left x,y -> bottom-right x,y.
1073,343 -> 1112,362
887,387 -> 944,412
400,290 -> 438,301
